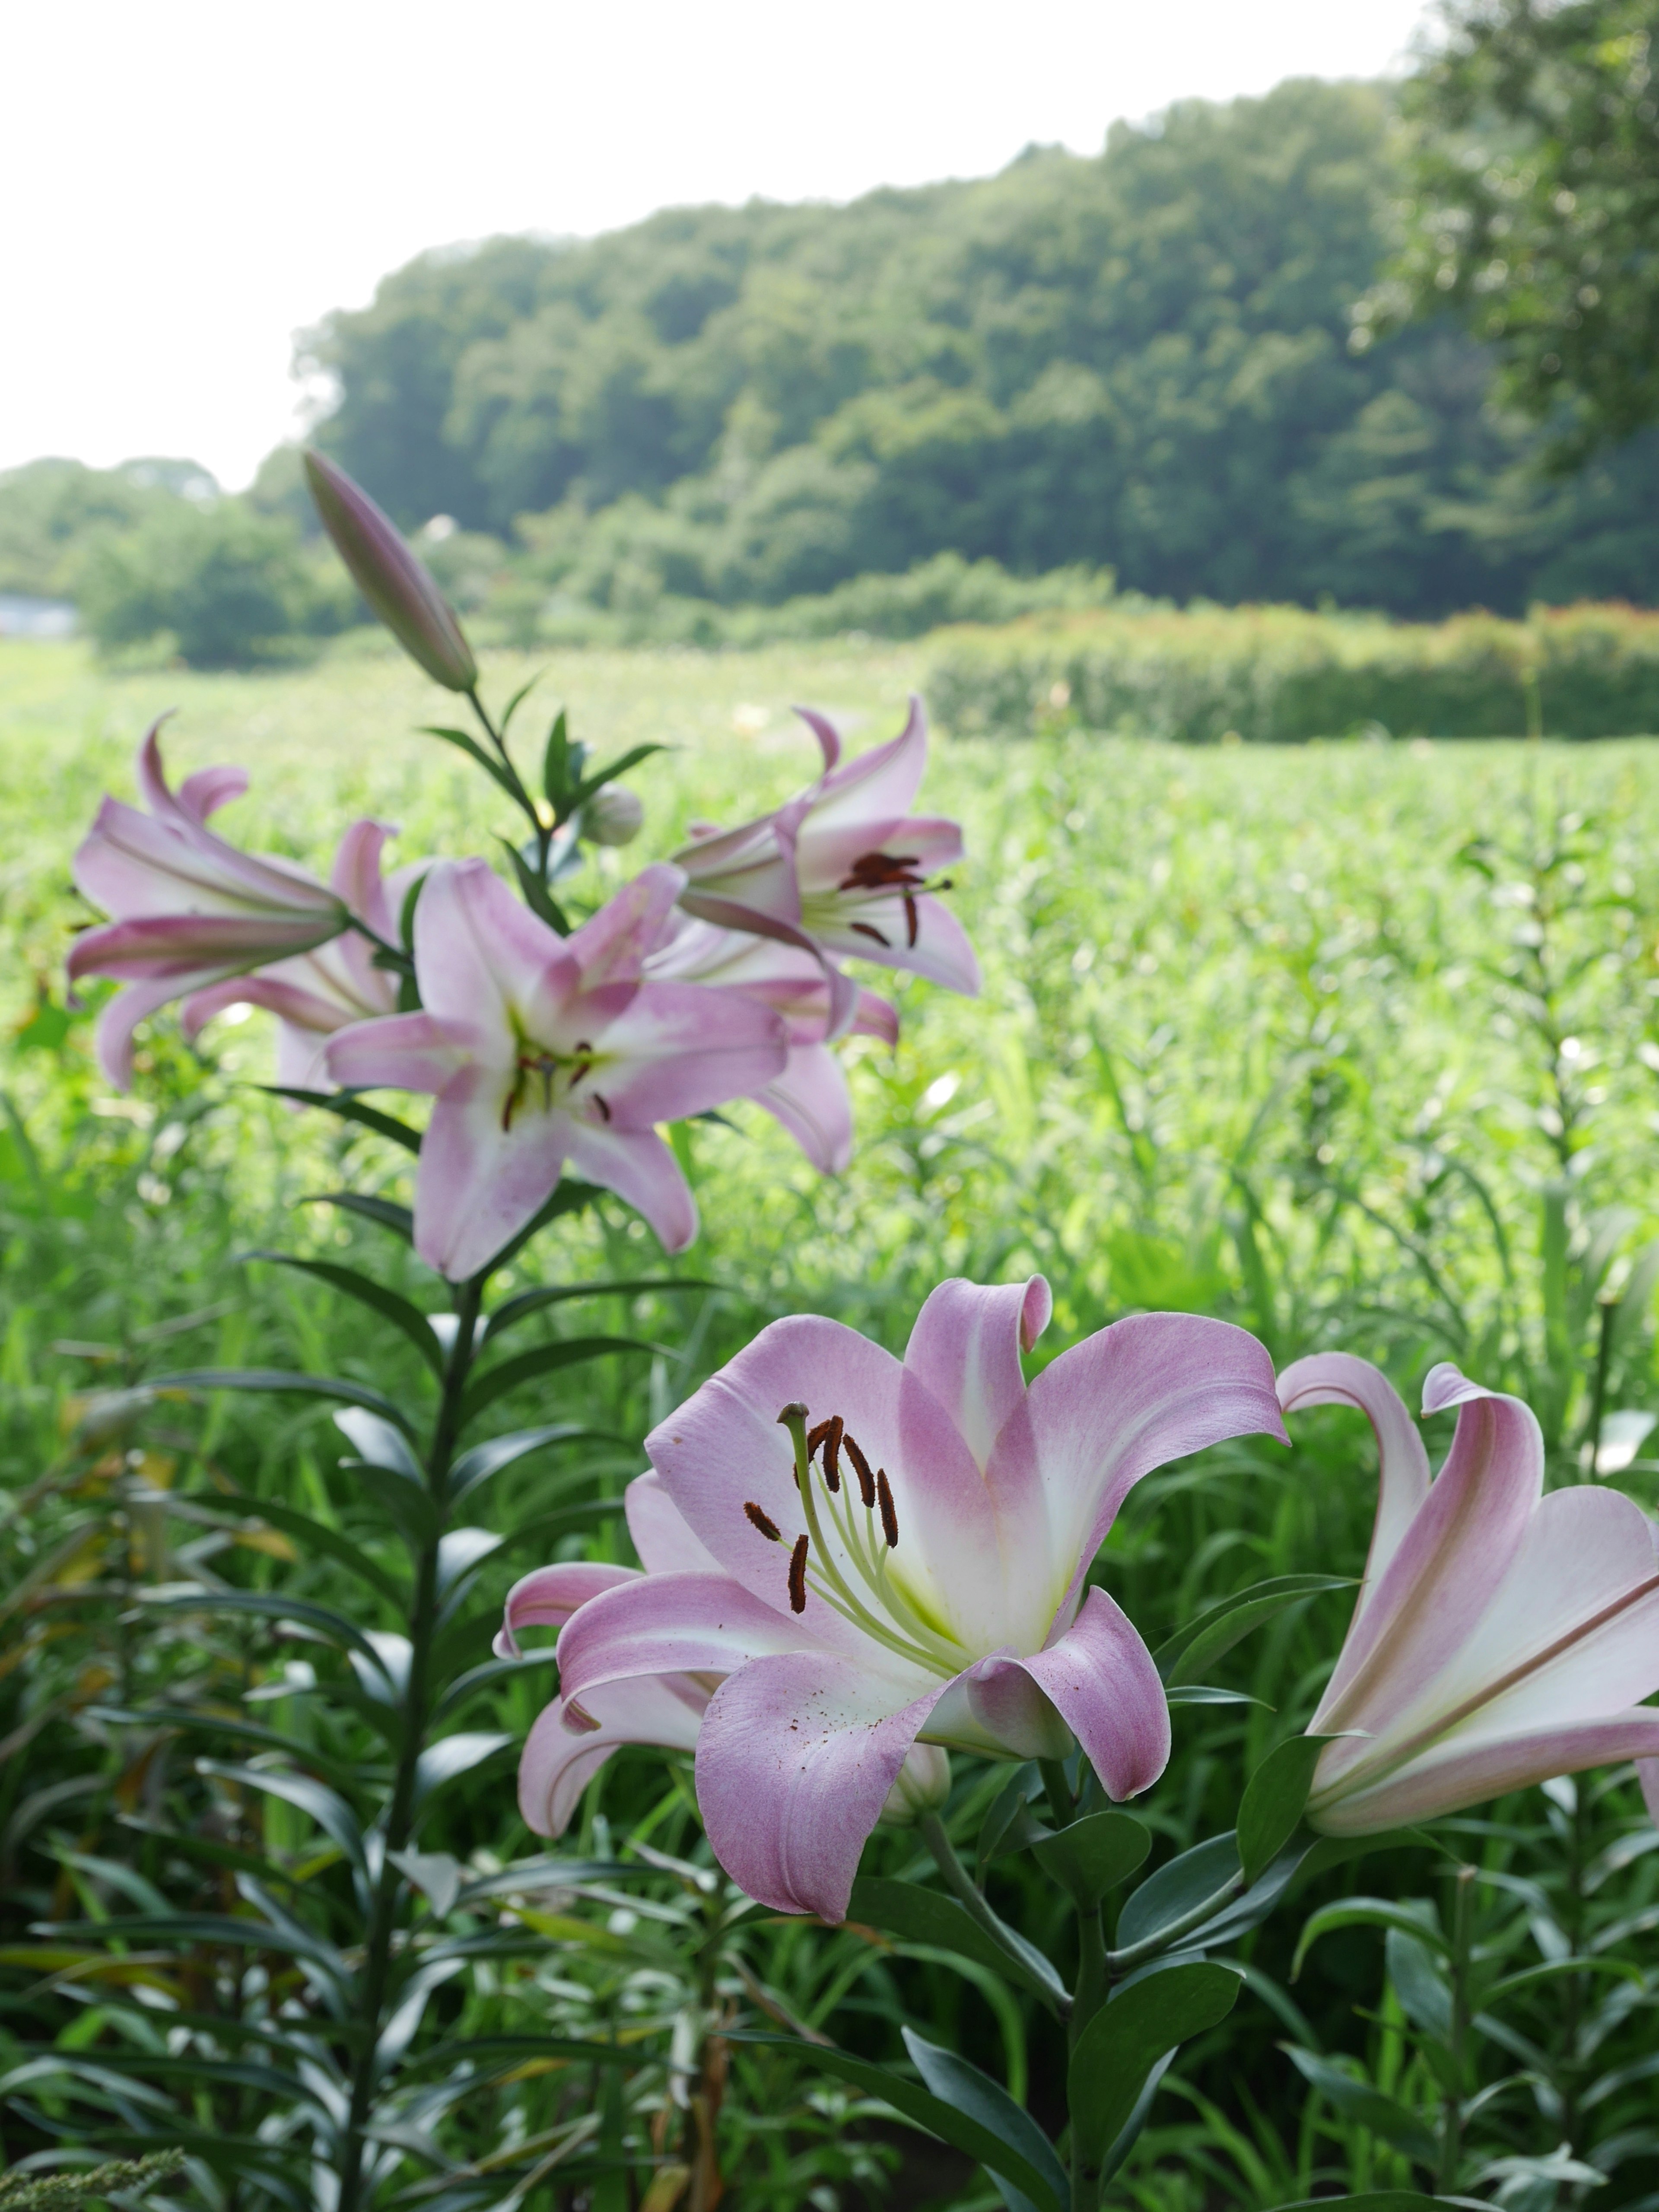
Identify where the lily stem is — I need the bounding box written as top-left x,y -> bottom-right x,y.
335,1271 -> 484,2212
1437,1862 -> 1476,2196
918,1810 -> 1069,2019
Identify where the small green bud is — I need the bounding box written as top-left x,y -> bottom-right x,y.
584,785 -> 645,847
303,449 -> 478,693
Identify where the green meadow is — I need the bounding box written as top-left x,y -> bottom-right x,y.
4,631 -> 1659,2206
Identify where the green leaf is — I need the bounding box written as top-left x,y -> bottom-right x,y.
903,2028 -> 1068,2212
141,1588 -> 391,1668
197,1761 -> 366,1872
1031,1812 -> 1151,1910
976,1764 -> 1041,1878
1166,1683 -> 1271,1707
260,1088 -> 423,1154
726,2032 -> 1063,2212
1270,2196 -> 1444,2212
422,722 -> 523,802
334,1405 -> 425,1479
1153,1575 -> 1353,1686
242,1252 -> 442,1375
569,742 -> 667,814
1116,1833 -> 1240,1952
483,1274 -> 713,1342
846,1877 -> 1068,2009
1386,1927 -> 1453,2044
153,1365 -> 417,1437
542,708 -> 571,805
304,1189 -> 413,1243
1292,1897 -> 1446,1981
1282,2047 -> 1439,2168
459,1335 -> 652,1425
1068,1961 -> 1241,2182
217,1493 -> 403,1604
499,834 -> 569,933
432,1648 -> 557,1724
413,1732 -> 513,1807
448,1421 -> 595,1502
1238,1734 -> 1333,1885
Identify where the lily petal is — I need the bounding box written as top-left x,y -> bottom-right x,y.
903,1275 -> 1052,1472
755,1044 -> 853,1173
1278,1353 -> 1430,1646
1017,1586 -> 1172,1800
495,1562 -> 640,1658
519,1677 -> 707,1837
561,1123 -> 699,1254
695,1649 -> 943,1919
554,1572 -> 853,1711
624,1471 -> 724,1576
1312,1708 -> 1659,1834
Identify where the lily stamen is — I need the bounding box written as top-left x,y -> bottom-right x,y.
843,1432 -> 876,1509
744,1501 -> 782,1541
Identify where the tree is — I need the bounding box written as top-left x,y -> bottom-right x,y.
1377,0 -> 1659,461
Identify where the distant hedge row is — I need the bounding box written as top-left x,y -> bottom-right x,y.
928,603 -> 1659,742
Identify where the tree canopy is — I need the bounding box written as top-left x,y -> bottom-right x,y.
1379,0 -> 1659,465
303,76 -> 1659,617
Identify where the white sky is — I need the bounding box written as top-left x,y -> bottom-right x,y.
6,0 -> 1438,490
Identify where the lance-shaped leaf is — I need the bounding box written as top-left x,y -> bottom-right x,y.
304,448 -> 478,692
448,1421 -> 594,1503
459,1335 -> 653,1426
1238,1734 -> 1338,1885
1031,1811 -> 1151,1910
483,1274 -> 712,1343
1115,1834 -> 1242,1955
305,1189 -> 414,1244
198,1760 -> 366,1873
1153,1574 -> 1353,1686
1282,2047 -> 1440,2169
726,2031 -> 1063,2212
846,1876 -> 1068,2009
904,2028 -> 1068,2212
153,1365 -> 418,1437
242,1251 -> 441,1375
1068,1961 -> 1241,2183
413,1731 -> 513,1808
262,1087 -> 423,1155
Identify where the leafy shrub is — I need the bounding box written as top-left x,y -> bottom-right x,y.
928,599 -> 1659,741
73,498 -> 351,667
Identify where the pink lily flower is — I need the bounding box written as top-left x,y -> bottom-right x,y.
1281,1354 -> 1659,1834
644,911 -> 897,1173
181,820 -> 425,1090
68,724 -> 350,1088
673,697 -> 981,1001
509,1278 -> 1284,1920
324,858 -> 787,1279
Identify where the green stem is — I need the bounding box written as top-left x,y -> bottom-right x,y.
467,686 -> 543,836
1105,1872 -> 1244,1978
1437,1863 -> 1475,2196
917,1810 -> 1069,2019
335,1273 -> 484,2212
1581,1298 -> 1615,1480
1040,1758 -> 1075,1829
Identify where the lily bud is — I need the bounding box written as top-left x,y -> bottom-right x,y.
584,785 -> 645,847
877,1743 -> 951,1827
302,449 -> 478,694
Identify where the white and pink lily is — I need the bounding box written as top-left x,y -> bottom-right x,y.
69,725 -> 352,1088
504,1277 -> 1284,1920
673,698 -> 980,1001
644,911 -> 897,1173
325,858 -> 786,1279
181,819 -> 425,1091
1281,1354 -> 1659,1834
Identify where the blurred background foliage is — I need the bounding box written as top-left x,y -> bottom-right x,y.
16,27 -> 1659,667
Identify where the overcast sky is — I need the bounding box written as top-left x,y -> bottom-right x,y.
6,0 -> 1439,489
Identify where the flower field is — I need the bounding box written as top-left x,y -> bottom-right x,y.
3,623 -> 1659,2210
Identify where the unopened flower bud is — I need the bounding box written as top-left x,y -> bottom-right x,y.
303,449 -> 478,693
877,1743 -> 951,1827
584,785 -> 645,847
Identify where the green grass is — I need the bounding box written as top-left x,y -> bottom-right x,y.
4,634 -> 1659,2206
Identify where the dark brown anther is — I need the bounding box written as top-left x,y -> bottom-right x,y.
843,1432 -> 876,1508
744,1501 -> 782,1542
876,1468 -> 899,1548
903,893 -> 919,948
850,921 -> 890,947
806,1418 -> 833,1459
592,1093 -> 611,1122
788,1532 -> 810,1613
822,1413 -> 843,1492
